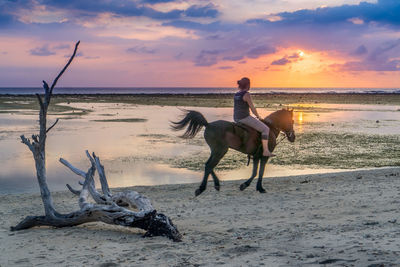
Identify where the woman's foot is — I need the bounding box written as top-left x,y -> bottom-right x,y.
263,151 -> 276,157
261,139 -> 275,157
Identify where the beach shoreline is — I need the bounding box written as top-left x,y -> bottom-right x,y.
1,167 -> 400,266
1,93 -> 400,109
1,93 -> 400,193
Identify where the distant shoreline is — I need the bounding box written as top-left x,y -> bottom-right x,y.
2,92 -> 400,107
0,86 -> 399,96
2,92 -> 400,96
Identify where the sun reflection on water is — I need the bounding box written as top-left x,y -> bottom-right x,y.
296,111 -> 304,133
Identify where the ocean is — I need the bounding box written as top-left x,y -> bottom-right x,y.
0,87 -> 399,95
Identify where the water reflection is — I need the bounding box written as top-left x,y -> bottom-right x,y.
292,103 -> 400,134
1,101 -> 399,194
296,111 -> 304,133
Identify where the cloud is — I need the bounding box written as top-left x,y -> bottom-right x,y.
39,0 -> 169,19
335,39 -> 400,71
270,51 -> 303,66
351,45 -> 368,56
367,38 -> 400,61
141,0 -> 177,3
222,55 -> 244,61
2,0 -> 400,87
53,44 -> 71,50
250,0 -> 400,27
206,34 -> 222,40
84,55 -> 100,59
271,57 -> 290,66
29,45 -> 56,56
184,4 -> 219,18
64,51 -> 84,58
336,59 -> 400,71
246,45 -> 275,59
287,52 -> 300,59
193,43 -> 275,67
194,49 -> 220,66
162,20 -> 223,32
30,1 -> 219,21
218,66 -> 233,70
62,51 -> 98,59
127,46 -> 157,54
174,52 -> 183,60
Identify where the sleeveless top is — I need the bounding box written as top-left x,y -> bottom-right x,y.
233,90 -> 250,122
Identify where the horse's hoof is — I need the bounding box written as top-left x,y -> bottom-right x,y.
195,188 -> 205,196
239,183 -> 248,191
214,185 -> 220,191
257,188 -> 266,193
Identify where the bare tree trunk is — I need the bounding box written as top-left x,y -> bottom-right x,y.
11,41 -> 182,241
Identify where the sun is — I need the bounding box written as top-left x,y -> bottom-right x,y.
298,50 -> 305,57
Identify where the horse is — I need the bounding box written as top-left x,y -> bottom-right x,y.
171,108 -> 296,196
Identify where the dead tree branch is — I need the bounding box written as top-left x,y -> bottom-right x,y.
46,118 -> 59,133
11,41 -> 181,241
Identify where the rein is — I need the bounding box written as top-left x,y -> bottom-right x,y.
275,132 -> 287,146
246,120 -> 288,166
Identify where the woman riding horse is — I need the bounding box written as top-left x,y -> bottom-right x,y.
234,77 -> 275,157
171,80 -> 295,196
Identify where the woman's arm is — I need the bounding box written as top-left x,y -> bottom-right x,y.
243,92 -> 261,119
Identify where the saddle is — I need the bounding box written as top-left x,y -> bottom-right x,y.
232,118 -> 275,141
233,122 -> 257,137
232,119 -> 277,163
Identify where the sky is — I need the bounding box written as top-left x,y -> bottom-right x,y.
0,0 -> 400,88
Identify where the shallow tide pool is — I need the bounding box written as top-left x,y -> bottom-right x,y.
0,101 -> 399,194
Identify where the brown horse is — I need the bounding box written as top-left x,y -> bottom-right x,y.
171,109 -> 295,196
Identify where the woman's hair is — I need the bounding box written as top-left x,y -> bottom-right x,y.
237,77 -> 250,90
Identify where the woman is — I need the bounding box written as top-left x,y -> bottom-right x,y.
233,77 -> 275,157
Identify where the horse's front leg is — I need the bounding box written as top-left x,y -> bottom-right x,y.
256,156 -> 268,193
240,157 -> 260,191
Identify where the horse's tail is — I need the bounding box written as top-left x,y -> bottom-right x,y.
171,110 -> 208,139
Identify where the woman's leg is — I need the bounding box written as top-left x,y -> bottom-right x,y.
238,116 -> 275,157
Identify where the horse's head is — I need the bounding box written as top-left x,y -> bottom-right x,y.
265,108 -> 296,142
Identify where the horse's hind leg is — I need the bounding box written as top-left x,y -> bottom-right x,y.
240,157 -> 260,191
195,146 -> 228,196
211,171 -> 220,191
256,156 -> 269,193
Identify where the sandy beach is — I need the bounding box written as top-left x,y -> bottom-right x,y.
1,167 -> 399,266
1,93 -> 399,266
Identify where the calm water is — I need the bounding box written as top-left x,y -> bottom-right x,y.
0,101 -> 399,194
1,87 -> 400,95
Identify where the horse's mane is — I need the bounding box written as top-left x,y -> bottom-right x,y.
265,109 -> 290,122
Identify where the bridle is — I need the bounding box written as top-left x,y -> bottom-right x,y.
276,130 -> 294,146
260,112 -> 296,148
261,118 -> 294,146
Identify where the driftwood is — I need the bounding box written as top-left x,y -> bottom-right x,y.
10,41 -> 182,241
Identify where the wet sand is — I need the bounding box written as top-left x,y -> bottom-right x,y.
1,94 -> 400,194
2,93 -> 400,112
1,167 -> 400,266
